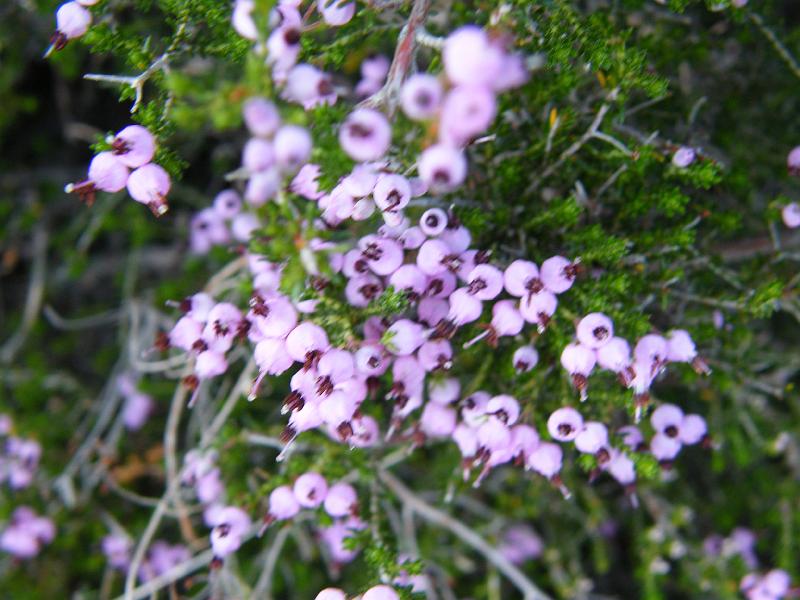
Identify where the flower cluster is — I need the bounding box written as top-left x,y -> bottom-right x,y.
703,527 -> 758,569
102,533 -> 189,582
561,313 -> 709,416
315,585 -> 400,600
66,125 -> 172,216
233,0 -> 355,84
740,569 -> 793,600
1,415 -> 41,490
0,507 -> 55,560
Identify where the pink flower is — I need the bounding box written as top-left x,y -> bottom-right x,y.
418,144 -> 467,192
401,74 -> 443,121
782,202 -> 800,228
540,255 -> 578,294
274,125 -> 312,170
293,472 -> 328,508
318,0 -> 355,26
243,97 -> 281,137
513,345 -> 539,372
323,482 -> 358,517
576,313 -> 614,349
111,125 -> 156,168
547,407 -> 584,442
268,485 -> 301,521
787,146 -> 800,176
127,163 -> 171,216
339,108 -> 391,162
672,146 -> 696,168
209,506 -> 251,558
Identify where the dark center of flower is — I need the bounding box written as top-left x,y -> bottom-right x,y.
367,355 -> 380,368
283,28 -> 301,45
317,78 -> 333,95
467,277 -> 487,295
111,137 -> 130,155
432,169 -> 450,184
593,326 -> 609,341
558,423 -> 573,436
416,90 -> 432,107
425,214 -> 439,228
362,243 -> 382,261
348,122 -> 373,138
665,425 -> 678,438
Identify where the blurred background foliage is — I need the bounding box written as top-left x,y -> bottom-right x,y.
1,0 -> 799,598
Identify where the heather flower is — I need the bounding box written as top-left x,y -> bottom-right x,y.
460,391 -> 490,427
339,108 -> 391,162
518,289 -> 557,333
526,442 -> 563,479
384,319 -> 426,356
324,482 -> 358,517
509,424 -> 540,461
540,256 -> 578,294
274,125 -> 312,170
417,339 -> 452,371
417,296 -> 449,327
232,0 -> 258,40
196,469 -> 224,504
389,264 -> 428,298
487,394 -> 520,425
373,174 -> 411,213
440,85 -> 497,146
127,163 -> 171,216
401,74 -> 443,121
286,322 -> 330,364
420,402 -> 457,437
209,506 -> 251,558
315,589 -> 347,600
576,313 -> 614,349
51,2 -> 91,51
439,224 -> 472,254
504,260 -> 544,298
426,271 -> 457,298
65,152 -> 129,206
574,422 -> 609,455
291,164 -> 325,200
498,526 -> 543,565
122,391 -> 153,431
605,450 -> 636,486
231,212 -> 260,241
618,425 -> 644,450
650,403 -> 707,446
194,350 -> 228,380
667,329 -> 710,374
634,334 -> 669,376
102,533 -> 132,570
443,26 -> 504,88
418,144 -> 468,192
318,0 -> 355,26
268,485 -> 301,521
418,208 -> 447,236
363,584 -> 400,600
293,472 -> 328,508
447,287 -> 484,327
672,146 -> 696,168
428,377 -> 460,405
210,190 -> 242,220
285,63 -> 336,108
243,138 -> 276,172
110,125 -> 156,168
788,146 -> 800,176
782,202 -> 800,228
465,264 -> 503,300
547,407 -> 584,442
345,273 -> 383,307
513,345 -> 539,372
596,336 -> 633,383
243,97 -> 281,137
